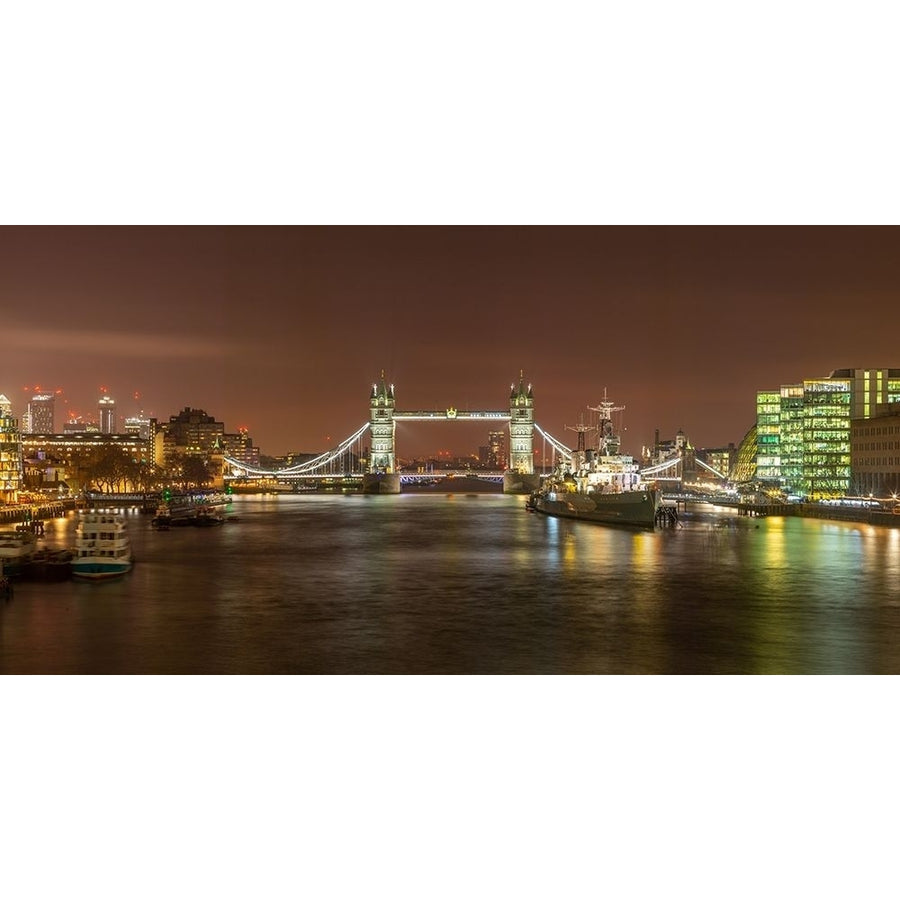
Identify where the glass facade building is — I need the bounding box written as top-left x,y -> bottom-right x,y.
755,391 -> 780,480
756,368 -> 900,499
779,385 -> 804,494
801,377 -> 851,498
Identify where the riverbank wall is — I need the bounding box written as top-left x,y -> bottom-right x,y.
0,500 -> 77,525
726,500 -> 899,527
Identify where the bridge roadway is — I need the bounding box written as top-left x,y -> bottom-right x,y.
224,469 -> 511,484
392,410 -> 511,421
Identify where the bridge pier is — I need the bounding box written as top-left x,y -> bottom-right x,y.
503,472 -> 540,494
362,473 -> 401,494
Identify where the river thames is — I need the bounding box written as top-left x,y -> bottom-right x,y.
2,493 -> 899,673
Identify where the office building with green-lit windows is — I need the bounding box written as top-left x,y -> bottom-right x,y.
756,368 -> 900,499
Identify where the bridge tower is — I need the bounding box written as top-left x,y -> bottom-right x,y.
363,372 -> 401,493
504,373 -> 541,494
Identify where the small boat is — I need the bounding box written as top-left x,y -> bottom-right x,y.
158,493 -> 229,527
0,530 -> 38,577
71,511 -> 134,580
531,392 -> 660,529
151,501 -> 172,530
192,507 -> 224,526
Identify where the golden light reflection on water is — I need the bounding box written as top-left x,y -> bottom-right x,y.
888,529 -> 900,579
562,530 -> 577,571
762,517 -> 787,570
630,530 -> 661,576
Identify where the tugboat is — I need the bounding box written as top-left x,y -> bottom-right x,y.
531,391 -> 660,528
71,511 -> 133,579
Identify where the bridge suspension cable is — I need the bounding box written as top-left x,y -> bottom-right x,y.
694,457 -> 729,480
225,422 -> 370,478
641,456 -> 681,476
639,454 -> 729,481
276,423 -> 370,474
533,422 -> 572,461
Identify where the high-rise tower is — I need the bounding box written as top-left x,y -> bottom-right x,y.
98,395 -> 117,434
26,393 -> 55,433
487,430 -> 507,469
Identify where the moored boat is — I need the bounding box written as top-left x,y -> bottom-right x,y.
158,492 -> 230,526
71,511 -> 133,579
192,506 -> 224,526
151,501 -> 172,530
531,392 -> 660,528
0,529 -> 38,577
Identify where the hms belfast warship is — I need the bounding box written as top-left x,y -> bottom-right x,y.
530,392 -> 660,528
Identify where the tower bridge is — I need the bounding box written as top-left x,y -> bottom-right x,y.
365,371 -> 540,493
224,372 -> 566,494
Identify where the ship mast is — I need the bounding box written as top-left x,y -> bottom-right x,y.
564,415 -> 596,453
587,388 -> 625,455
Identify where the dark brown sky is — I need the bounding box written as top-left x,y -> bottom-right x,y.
2,226 -> 898,458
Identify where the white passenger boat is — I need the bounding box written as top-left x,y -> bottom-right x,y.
71,512 -> 134,579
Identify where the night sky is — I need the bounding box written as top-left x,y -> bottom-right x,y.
3,226 -> 898,459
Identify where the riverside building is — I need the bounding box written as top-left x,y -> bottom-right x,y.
0,394 -> 23,503
20,432 -> 156,493
756,368 -> 900,498
221,428 -> 260,470
159,407 -> 259,489
850,402 -> 900,497
162,407 -> 225,454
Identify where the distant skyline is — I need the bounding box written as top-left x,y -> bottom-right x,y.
3,226 -> 899,458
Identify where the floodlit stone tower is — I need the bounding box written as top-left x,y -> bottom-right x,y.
508,373 -> 535,473
504,373 -> 540,494
364,372 -> 400,493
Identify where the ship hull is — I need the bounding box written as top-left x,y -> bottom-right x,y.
71,559 -> 133,580
533,488 -> 660,528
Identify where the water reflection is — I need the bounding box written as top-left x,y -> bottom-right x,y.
3,496 -> 900,673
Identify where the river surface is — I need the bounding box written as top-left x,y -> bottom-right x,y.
2,494 -> 899,673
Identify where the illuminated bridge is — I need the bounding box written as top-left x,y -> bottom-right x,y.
222,373 -> 726,496
224,373 -> 576,494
